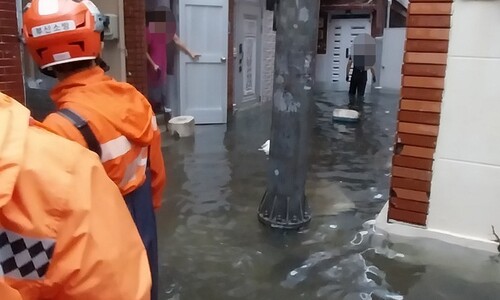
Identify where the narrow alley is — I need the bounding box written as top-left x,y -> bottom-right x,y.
156,90 -> 500,299
2,0 -> 500,299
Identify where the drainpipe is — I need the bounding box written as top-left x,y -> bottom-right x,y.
375,0 -> 392,90
16,0 -> 29,100
386,0 -> 392,28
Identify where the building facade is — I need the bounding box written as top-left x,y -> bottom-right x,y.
377,0 -> 500,253
315,0 -> 407,91
2,0 -> 498,253
7,0 -> 407,122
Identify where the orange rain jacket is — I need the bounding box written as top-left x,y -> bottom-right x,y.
43,67 -> 166,209
0,93 -> 151,299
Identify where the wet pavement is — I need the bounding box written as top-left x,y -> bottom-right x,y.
157,89 -> 500,300
23,87 -> 500,299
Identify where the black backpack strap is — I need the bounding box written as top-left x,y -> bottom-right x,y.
147,146 -> 151,168
57,108 -> 102,158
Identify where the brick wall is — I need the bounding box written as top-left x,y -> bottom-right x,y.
0,0 -> 24,104
261,9 -> 275,103
388,0 -> 452,226
123,0 -> 147,96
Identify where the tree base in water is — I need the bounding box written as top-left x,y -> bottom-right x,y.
258,190 -> 311,230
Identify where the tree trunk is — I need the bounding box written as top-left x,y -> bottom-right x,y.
258,0 -> 320,230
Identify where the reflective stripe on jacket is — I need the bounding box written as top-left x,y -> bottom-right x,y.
43,67 -> 166,209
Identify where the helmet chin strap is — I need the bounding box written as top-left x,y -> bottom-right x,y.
95,57 -> 110,72
40,67 -> 57,78
97,31 -> 110,72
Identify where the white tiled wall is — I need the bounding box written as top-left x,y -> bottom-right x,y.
434,58 -> 500,165
446,1 -> 500,59
261,9 -> 276,102
429,159 -> 500,238
427,0 -> 500,241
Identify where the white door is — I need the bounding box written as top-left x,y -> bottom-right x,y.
380,28 -> 405,90
329,18 -> 371,91
234,0 -> 261,109
179,0 -> 229,124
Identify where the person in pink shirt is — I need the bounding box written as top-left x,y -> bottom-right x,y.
145,12 -> 168,114
146,9 -> 199,114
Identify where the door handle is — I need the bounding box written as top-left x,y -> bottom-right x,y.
221,57 -> 227,62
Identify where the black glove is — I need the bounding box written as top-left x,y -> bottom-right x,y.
346,76 -> 350,82
372,76 -> 377,83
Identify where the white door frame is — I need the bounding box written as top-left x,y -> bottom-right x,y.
178,0 -> 229,124
233,0 -> 262,109
328,17 -> 372,92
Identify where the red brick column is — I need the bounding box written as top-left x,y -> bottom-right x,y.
388,0 -> 452,226
0,0 -> 25,104
123,0 -> 148,96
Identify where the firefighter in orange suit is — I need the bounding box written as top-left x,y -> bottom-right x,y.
1,285 -> 22,300
22,1 -> 166,299
0,92 -> 151,299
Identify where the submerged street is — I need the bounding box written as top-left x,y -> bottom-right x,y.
4,0 -> 500,299
156,90 -> 500,299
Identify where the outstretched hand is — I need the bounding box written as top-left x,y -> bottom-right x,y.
190,53 -> 201,60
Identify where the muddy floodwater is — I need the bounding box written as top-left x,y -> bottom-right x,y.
155,90 -> 500,300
